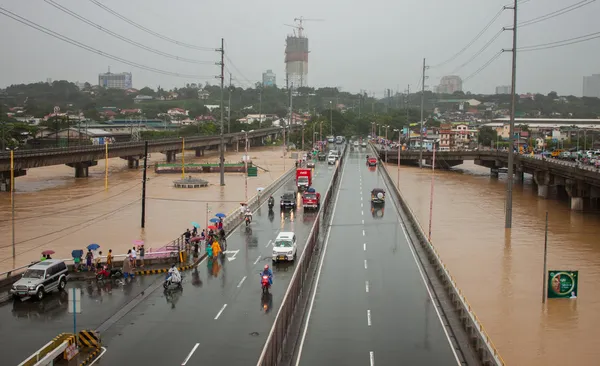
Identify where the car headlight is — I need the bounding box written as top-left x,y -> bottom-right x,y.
29,286 -> 36,290
287,251 -> 293,255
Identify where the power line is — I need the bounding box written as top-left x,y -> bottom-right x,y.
449,29 -> 504,74
463,50 -> 504,83
88,0 -> 215,51
518,30 -> 600,51
44,0 -> 217,65
430,7 -> 504,68
0,6 -> 214,79
519,0 -> 596,28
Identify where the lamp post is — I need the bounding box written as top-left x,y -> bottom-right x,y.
181,137 -> 185,179
242,130 -> 254,202
384,125 -> 390,162
313,131 -> 318,150
394,128 -> 400,187
319,121 -> 323,151
329,101 -> 333,136
7,146 -> 17,260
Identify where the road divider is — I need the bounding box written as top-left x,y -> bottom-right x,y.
257,145 -> 346,366
375,145 -> 505,366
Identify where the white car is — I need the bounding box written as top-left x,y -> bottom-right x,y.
327,155 -> 336,165
353,141 -> 359,147
272,232 -> 297,262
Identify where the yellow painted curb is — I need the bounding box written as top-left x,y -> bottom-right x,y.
78,346 -> 101,366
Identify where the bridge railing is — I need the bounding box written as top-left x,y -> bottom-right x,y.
0,126 -> 295,158
256,146 -> 346,366
375,147 -> 505,366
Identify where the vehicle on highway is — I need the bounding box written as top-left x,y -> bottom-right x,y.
318,152 -> 327,161
335,136 -> 344,144
164,265 -> 182,289
272,231 -> 297,262
371,188 -> 385,204
280,191 -> 297,210
327,135 -> 335,143
329,150 -> 340,160
371,205 -> 384,218
296,168 -> 312,191
367,156 -> 377,167
353,141 -> 359,147
261,275 -> 271,293
268,195 -> 275,211
361,141 -> 367,148
11,260 -> 68,301
327,155 -> 336,165
302,187 -> 321,210
307,160 -> 315,168
96,265 -> 123,280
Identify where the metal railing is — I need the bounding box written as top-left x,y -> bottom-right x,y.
257,146 -> 346,366
376,154 -> 505,366
0,126 -> 298,159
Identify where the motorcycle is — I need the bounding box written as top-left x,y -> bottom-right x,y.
96,266 -> 123,280
261,275 -> 271,294
245,215 -> 251,227
268,199 -> 274,211
164,273 -> 182,289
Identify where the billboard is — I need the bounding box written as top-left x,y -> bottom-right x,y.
547,270 -> 578,299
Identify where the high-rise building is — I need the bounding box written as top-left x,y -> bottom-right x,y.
583,74 -> 600,98
99,71 -> 132,89
262,70 -> 276,87
495,85 -> 511,94
285,19 -> 310,88
436,75 -> 463,94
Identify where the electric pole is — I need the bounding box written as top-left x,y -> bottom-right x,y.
228,72 -> 232,134
505,0 -> 518,229
218,38 -> 225,186
405,84 -> 410,126
259,88 -> 262,129
419,58 -> 428,169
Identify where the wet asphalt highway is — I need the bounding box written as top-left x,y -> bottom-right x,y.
91,162 -> 336,365
294,147 -> 460,366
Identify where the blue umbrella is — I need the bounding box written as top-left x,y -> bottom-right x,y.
209,218 -> 220,223
87,243 -> 100,250
215,213 -> 226,218
191,221 -> 200,228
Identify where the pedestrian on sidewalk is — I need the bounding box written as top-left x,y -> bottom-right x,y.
85,249 -> 93,271
123,250 -> 133,279
131,247 -> 137,269
192,226 -> 198,237
217,218 -> 223,231
239,203 -> 246,219
95,251 -> 103,269
106,249 -> 113,270
139,245 -> 145,267
211,239 -> 221,259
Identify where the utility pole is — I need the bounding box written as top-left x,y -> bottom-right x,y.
259,88 -> 262,129
329,101 -> 333,136
405,85 -> 410,125
228,73 -> 232,134
219,38 -> 225,186
505,0 -> 518,229
419,58 -> 428,168
141,141 -> 148,228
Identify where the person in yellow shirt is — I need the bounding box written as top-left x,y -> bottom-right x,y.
211,240 -> 221,259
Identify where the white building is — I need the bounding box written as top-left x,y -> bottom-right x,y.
495,85 -> 511,95
436,76 -> 463,94
262,70 -> 276,87
583,74 -> 600,98
98,71 -> 132,90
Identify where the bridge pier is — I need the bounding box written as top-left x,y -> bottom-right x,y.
165,151 -> 176,163
120,156 -> 140,169
565,179 -> 589,211
533,171 -> 550,199
195,147 -> 205,157
0,169 -> 27,192
66,161 -> 98,178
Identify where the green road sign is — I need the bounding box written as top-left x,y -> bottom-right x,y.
547,270 -> 578,299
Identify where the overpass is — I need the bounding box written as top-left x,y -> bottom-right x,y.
374,147 -> 600,211
0,126 -> 299,190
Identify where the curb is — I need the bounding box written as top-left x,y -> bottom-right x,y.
134,253 -> 207,276
78,346 -> 101,366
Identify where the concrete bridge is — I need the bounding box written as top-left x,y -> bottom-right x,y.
374,146 -> 600,211
0,126 -> 298,190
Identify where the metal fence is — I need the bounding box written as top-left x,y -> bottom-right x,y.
256,146 -> 346,366
376,156 -> 505,366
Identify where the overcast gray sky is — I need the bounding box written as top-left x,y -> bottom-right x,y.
0,0 -> 597,96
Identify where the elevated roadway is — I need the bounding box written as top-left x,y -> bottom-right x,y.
293,147 -> 465,366
91,160 -> 336,365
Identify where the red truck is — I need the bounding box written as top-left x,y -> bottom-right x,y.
367,156 -> 378,167
296,168 -> 312,191
302,187 -> 321,210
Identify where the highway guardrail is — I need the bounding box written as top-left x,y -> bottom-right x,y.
18,333 -> 73,366
256,145 -> 346,366
375,147 -> 505,366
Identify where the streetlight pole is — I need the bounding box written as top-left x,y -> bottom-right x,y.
259,89 -> 262,129
394,129 -> 400,187
384,125 -> 389,162
505,0 -> 518,229
7,146 -> 17,260
242,130 -> 254,202
319,121 -> 323,150
419,58 -> 428,169
181,137 -> 185,179
329,101 -> 333,136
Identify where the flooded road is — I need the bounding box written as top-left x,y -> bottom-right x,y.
0,147 -> 288,272
387,160 -> 600,366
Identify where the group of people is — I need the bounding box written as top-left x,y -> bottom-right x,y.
183,217 -> 227,259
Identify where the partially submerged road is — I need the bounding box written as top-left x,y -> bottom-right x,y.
294,147 -> 461,366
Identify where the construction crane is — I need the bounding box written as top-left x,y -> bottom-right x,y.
283,16 -> 324,38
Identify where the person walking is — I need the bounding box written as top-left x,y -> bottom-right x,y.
85,249 -> 94,271
106,249 -> 113,270
139,245 -> 145,267
123,249 -> 132,279
211,239 -> 221,259
131,247 -> 138,269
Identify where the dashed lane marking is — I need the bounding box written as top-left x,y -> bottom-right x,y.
253,256 -> 261,265
364,260 -> 368,269
365,281 -> 369,293
181,343 -> 199,366
367,310 -> 372,326
237,276 -> 247,288
214,304 -> 227,320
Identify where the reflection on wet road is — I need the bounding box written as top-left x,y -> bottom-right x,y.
295,147 -> 459,366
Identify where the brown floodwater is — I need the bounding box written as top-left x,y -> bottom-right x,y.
386,160 -> 600,366
0,146 -> 289,272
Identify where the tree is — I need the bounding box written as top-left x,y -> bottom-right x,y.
478,126 -> 497,146
139,87 -> 156,96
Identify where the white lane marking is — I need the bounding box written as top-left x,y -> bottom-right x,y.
295,151 -> 346,366
384,171 -> 462,365
370,351 -> 375,366
88,347 -> 107,366
363,243 -> 366,251
365,281 -> 369,293
361,210 -> 364,216
361,219 -> 364,224
266,239 -> 272,248
361,203 -> 363,208
362,229 -> 365,236
364,260 -> 368,269
253,255 -> 261,265
214,304 -> 227,320
181,343 -> 200,365
367,310 -> 372,326
237,276 -> 247,288
361,196 -> 363,201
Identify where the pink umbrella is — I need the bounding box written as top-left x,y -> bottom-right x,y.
134,240 -> 144,246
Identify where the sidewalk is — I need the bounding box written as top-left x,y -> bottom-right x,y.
0,146 -> 294,273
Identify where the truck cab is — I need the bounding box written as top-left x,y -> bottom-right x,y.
302,188 -> 321,210
367,156 -> 377,166
296,168 -> 312,191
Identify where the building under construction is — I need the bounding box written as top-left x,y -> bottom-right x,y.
285,18 -> 313,89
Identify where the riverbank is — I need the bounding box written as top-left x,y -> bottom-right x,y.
0,146 -> 292,272
385,160 -> 600,366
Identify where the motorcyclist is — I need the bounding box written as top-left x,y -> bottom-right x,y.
260,264 -> 273,285
245,208 -> 253,223
268,195 -> 274,208
167,264 -> 182,284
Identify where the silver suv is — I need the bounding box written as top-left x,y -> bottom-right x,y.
10,260 -> 68,301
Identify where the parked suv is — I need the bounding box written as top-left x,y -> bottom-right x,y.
280,192 -> 297,210
10,260 -> 68,301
